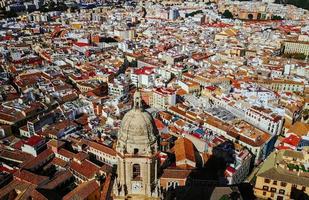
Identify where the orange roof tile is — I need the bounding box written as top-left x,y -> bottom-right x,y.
174,138 -> 196,164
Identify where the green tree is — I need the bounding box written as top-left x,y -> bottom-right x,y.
272,15 -> 284,20
222,10 -> 233,19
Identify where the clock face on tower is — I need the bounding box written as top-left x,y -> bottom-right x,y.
132,181 -> 142,193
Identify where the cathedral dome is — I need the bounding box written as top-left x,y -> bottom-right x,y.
118,109 -> 156,144
116,91 -> 157,155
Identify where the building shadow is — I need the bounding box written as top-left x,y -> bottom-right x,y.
165,141 -> 243,200
291,187 -> 309,200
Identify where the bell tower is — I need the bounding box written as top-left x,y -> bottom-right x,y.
113,91 -> 160,199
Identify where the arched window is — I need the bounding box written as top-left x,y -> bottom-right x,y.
133,164 -> 141,179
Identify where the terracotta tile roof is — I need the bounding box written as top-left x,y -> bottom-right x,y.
29,189 -> 48,200
175,119 -> 186,127
39,170 -> 73,190
69,159 -> 100,179
161,133 -> 172,140
154,118 -> 165,130
158,111 -> 173,121
287,122 -> 309,137
13,140 -> 24,150
227,128 -> 270,147
74,114 -> 89,126
161,168 -> 192,179
100,174 -> 112,200
87,140 -> 116,156
50,157 -> 67,168
174,138 -> 196,164
0,148 -> 34,163
44,120 -> 78,137
14,170 -> 49,185
63,180 -> 99,200
169,106 -> 196,122
0,106 -> 25,123
281,134 -> 301,147
47,139 -> 65,149
22,149 -> 54,170
74,151 -> 89,162
176,88 -> 188,96
23,135 -> 44,147
0,179 -> 33,199
57,148 -> 75,159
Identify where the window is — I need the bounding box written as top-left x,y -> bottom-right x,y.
133,164 -> 141,179
168,181 -> 179,189
263,186 -> 269,191
279,189 -> 285,195
263,191 -> 266,196
264,179 -> 270,183
273,181 -> 277,185
302,186 -> 306,191
280,182 -> 287,187
134,148 -> 139,155
271,187 -> 276,192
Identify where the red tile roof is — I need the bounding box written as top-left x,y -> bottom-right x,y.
154,119 -> 165,130
57,148 -> 75,159
69,159 -> 100,179
63,180 -> 99,200
134,66 -> 154,75
40,170 -> 73,190
74,42 -> 90,47
22,149 -> 54,170
50,157 -> 67,168
0,148 -> 34,163
281,134 -> 301,147
161,168 -> 192,179
88,141 -> 116,156
14,170 -> 49,185
226,166 -> 236,174
24,136 -> 44,147
174,138 -> 196,165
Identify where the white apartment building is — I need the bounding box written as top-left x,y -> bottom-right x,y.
108,77 -> 130,97
130,66 -> 156,88
151,87 -> 176,109
87,141 -> 117,166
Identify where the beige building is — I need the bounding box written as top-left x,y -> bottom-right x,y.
254,149 -> 309,200
113,91 -> 160,199
258,79 -> 305,93
214,28 -> 238,44
283,41 -> 309,56
151,88 -> 176,109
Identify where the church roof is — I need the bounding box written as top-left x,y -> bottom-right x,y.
174,138 -> 196,164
